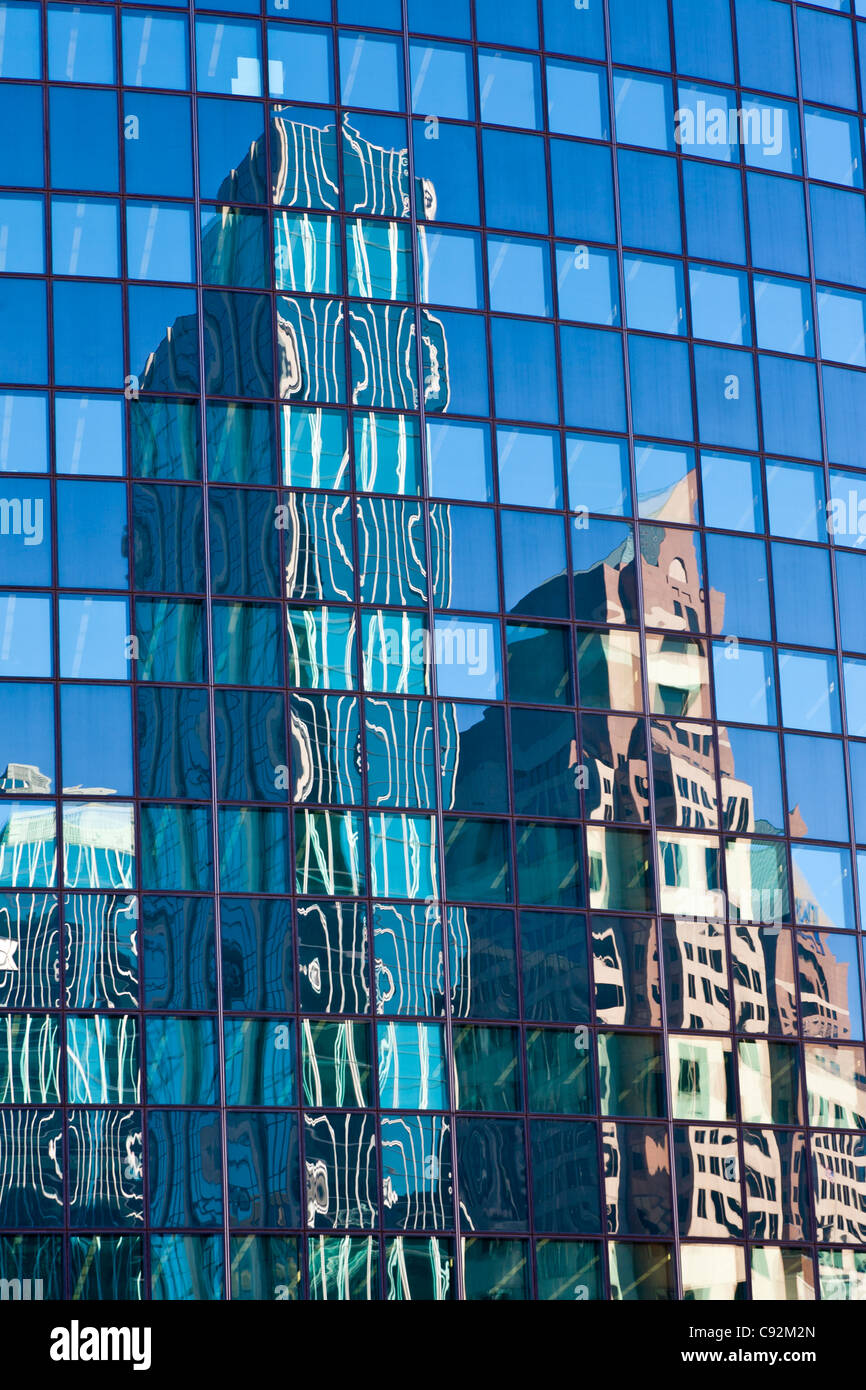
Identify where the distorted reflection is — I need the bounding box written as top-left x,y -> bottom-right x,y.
673,1125 -> 741,1239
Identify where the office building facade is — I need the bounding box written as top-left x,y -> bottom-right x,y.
0,0 -> 865,1300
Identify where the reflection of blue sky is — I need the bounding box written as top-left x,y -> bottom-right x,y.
0,683 -> 55,789
497,426 -> 560,509
55,395 -> 125,476
634,443 -> 694,517
59,596 -> 129,680
778,650 -> 841,734
0,391 -> 49,474
701,452 -> 761,532
713,641 -> 776,725
844,658 -> 866,737
0,593 -> 52,676
61,686 -> 133,795
425,420 -> 490,502
52,196 -> 119,277
793,844 -> 855,931
434,616 -> 501,701
566,433 -> 630,516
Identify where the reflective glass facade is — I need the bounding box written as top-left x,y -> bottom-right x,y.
0,0 -> 865,1303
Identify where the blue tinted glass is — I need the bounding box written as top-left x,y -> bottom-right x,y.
127,203 -> 195,282
701,452 -> 762,533
475,0 -> 537,47
59,597 -> 129,680
0,391 -> 49,472
785,734 -> 849,842
55,396 -> 125,476
811,185 -> 866,287
550,140 -> 615,243
567,435 -> 631,516
124,94 -> 194,198
0,593 -> 52,676
771,543 -> 835,649
628,336 -> 692,440
409,40 -> 473,120
0,279 -> 47,384
735,0 -> 796,96
501,512 -> 568,617
51,198 -> 120,278
542,0 -> 604,57
713,641 -> 776,724
618,151 -> 681,254
269,24 -> 333,104
682,162 -> 745,265
491,318 -> 559,425
426,420 -> 492,501
0,0 -> 41,77
778,650 -> 841,734
747,173 -> 809,277
547,59 -> 609,139
759,357 -> 821,461
196,17 -> 261,96
49,89 -> 119,193
198,97 -> 264,203
690,265 -> 750,346
672,0 -> 733,83
498,428 -> 562,509
57,482 -> 129,589
408,0 -> 470,38
613,72 -> 674,151
705,533 -> 770,639
488,237 -> 551,317
122,11 -> 189,90
805,108 -> 862,189
479,50 -> 540,130
561,328 -> 626,433
0,478 -> 50,587
767,462 -> 824,541
0,85 -> 43,187
482,130 -> 548,234
61,686 -> 133,796
421,228 -> 482,308
798,9 -> 857,110
53,283 -> 123,389
693,345 -> 758,451
339,32 -> 403,111
556,245 -> 619,326
0,194 -> 44,273
609,0 -> 670,70
414,121 -> 479,225
0,681 -> 54,790
48,3 -> 114,84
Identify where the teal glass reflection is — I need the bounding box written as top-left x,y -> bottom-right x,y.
151,1235 -> 224,1301
369,813 -> 438,900
275,211 -> 340,294
146,1016 -> 218,1105
0,1013 -> 61,1103
453,1024 -> 520,1110
66,1015 -> 139,1104
378,1023 -> 448,1109
295,808 -> 365,895
302,1019 -> 371,1107
224,1018 -> 295,1106
281,406 -> 349,489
